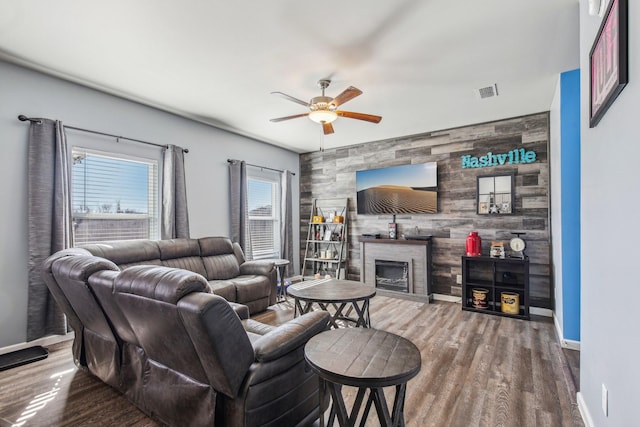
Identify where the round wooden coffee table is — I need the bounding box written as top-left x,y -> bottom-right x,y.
287,279 -> 376,328
305,328 -> 421,426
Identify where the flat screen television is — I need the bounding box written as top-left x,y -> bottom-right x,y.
356,162 -> 437,214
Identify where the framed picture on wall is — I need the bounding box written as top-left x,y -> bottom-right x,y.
477,174 -> 515,215
589,0 -> 628,128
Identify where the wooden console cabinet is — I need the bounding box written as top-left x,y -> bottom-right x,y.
461,256 -> 530,320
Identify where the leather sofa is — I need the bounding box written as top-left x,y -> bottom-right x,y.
42,239 -> 330,426
79,236 -> 277,314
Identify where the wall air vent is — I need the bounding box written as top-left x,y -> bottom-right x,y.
476,84 -> 499,99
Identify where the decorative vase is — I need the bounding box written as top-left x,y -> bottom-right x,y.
466,231 -> 482,256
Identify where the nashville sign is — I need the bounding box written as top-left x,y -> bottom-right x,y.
461,148 -> 536,169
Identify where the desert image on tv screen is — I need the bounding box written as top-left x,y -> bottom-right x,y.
356,162 -> 437,214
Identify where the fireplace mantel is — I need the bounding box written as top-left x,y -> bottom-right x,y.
360,238 -> 433,302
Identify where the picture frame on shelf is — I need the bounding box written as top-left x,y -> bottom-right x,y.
589,0 -> 628,128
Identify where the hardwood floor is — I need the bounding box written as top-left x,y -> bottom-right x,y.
562,347 -> 580,392
0,297 -> 584,426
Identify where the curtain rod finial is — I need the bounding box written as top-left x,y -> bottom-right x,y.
18,115 -> 42,124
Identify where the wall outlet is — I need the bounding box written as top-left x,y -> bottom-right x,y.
456,274 -> 462,285
602,384 -> 608,416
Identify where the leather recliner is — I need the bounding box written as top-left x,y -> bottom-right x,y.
43,251 -> 330,426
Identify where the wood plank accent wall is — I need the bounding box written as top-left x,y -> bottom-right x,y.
299,112 -> 552,308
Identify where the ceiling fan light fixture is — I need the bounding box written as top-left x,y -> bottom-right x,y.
308,110 -> 337,124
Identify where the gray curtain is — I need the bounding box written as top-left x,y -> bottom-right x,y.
162,144 -> 190,239
229,159 -> 252,259
27,119 -> 72,341
280,170 -> 294,276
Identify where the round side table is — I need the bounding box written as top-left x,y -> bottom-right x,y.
305,328 -> 421,426
271,259 -> 290,302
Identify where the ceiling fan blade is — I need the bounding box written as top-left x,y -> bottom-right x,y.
336,110 -> 382,123
271,91 -> 310,107
270,113 -> 309,122
322,122 -> 335,135
330,86 -> 363,107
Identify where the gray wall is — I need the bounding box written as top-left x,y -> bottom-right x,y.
0,60 -> 300,349
578,1 -> 640,425
300,112 -> 552,307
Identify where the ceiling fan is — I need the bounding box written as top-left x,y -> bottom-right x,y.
270,79 -> 382,135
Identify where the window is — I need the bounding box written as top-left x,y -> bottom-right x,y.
71,147 -> 159,244
247,170 -> 281,259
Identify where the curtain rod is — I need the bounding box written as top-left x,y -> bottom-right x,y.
227,159 -> 295,176
18,115 -> 189,153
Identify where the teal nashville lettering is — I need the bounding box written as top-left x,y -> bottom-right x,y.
461,149 -> 536,169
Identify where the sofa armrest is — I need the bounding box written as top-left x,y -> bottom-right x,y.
228,302 -> 250,320
238,260 -> 275,277
253,311 -> 330,362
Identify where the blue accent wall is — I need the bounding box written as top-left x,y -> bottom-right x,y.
560,69 -> 581,341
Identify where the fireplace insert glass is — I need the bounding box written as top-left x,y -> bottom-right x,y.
375,260 -> 409,293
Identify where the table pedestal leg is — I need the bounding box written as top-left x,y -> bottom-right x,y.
391,383 -> 407,427
326,382 -> 349,427
294,298 -> 315,318
320,383 -> 408,427
319,377 -> 326,427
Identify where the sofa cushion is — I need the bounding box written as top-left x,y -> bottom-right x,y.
202,254 -> 240,280
199,237 -> 241,280
158,238 -> 207,277
199,236 -> 235,256
207,280 -> 237,302
81,240 -> 161,266
242,319 -> 276,344
119,259 -> 163,270
115,265 -> 208,304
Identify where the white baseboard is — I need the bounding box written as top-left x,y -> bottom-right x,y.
560,338 -> 580,351
553,312 -> 581,350
433,293 -> 462,303
553,312 -> 563,341
530,306 -> 553,317
0,333 -> 74,356
577,392 -> 594,427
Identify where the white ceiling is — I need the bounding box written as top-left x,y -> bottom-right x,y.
0,0 -> 579,153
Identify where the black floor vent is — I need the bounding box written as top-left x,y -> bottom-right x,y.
0,346 -> 48,371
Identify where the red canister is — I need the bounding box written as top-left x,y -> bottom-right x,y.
466,231 -> 482,256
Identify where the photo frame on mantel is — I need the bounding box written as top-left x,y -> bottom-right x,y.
589,0 -> 628,128
477,174 -> 514,215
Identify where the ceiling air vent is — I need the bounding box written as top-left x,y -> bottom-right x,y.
476,84 -> 499,99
